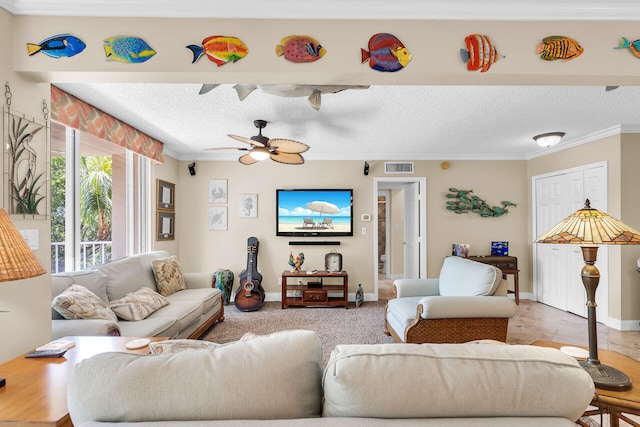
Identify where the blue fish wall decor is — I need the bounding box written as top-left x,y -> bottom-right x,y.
361,33 -> 411,72
615,37 -> 640,59
26,34 -> 86,58
104,36 -> 157,63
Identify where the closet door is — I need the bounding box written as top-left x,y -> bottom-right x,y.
533,164 -> 607,320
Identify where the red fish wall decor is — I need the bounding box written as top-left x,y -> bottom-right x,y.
276,35 -> 326,63
186,36 -> 249,66
460,34 -> 503,72
536,36 -> 583,61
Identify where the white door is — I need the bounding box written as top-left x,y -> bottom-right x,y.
533,163 -> 607,321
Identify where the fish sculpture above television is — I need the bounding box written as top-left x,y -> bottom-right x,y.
26,34 -> 86,58
276,35 -> 326,63
186,35 -> 249,66
361,33 -> 411,72
536,35 -> 583,61
460,34 -> 503,72
103,36 -> 156,63
614,37 -> 640,58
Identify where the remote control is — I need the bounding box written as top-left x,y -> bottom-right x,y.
25,349 -> 68,358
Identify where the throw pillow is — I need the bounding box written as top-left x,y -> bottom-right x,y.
151,256 -> 186,296
51,284 -> 117,322
109,287 -> 169,321
149,339 -> 221,355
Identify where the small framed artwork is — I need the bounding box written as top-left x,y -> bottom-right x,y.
239,194 -> 258,218
209,179 -> 227,204
157,179 -> 175,211
209,206 -> 227,231
156,211 -> 175,240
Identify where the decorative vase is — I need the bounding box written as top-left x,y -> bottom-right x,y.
355,284 -> 364,307
214,269 -> 234,305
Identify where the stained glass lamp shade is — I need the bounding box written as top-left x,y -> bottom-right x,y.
536,199 -> 640,390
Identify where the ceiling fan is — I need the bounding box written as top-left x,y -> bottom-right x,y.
207,119 -> 309,165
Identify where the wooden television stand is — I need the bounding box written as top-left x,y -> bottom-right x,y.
281,270 -> 348,309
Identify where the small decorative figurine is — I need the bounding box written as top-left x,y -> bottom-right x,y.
460,34 -> 503,72
355,284 -> 364,307
288,251 -> 305,273
276,35 -> 326,63
445,188 -> 516,217
361,33 -> 411,72
536,36 -> 583,61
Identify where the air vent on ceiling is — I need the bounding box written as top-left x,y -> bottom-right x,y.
384,162 -> 414,174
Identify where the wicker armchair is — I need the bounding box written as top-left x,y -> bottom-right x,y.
384,256 -> 517,344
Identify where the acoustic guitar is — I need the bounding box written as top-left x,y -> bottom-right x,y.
235,236 -> 265,312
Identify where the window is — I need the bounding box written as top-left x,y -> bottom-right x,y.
50,122 -> 150,272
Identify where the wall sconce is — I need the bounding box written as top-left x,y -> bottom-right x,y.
533,132 -> 565,147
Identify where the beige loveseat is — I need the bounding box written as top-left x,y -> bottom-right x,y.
385,256 -> 517,343
51,251 -> 224,340
68,330 -> 595,426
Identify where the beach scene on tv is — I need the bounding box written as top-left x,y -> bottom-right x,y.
277,190 -> 353,235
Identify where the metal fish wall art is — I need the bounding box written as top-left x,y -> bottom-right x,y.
460,34 -> 503,72
186,36 -> 249,66
26,34 -> 86,58
103,36 -> 156,63
536,35 -> 583,61
276,35 -> 326,63
614,37 -> 640,58
361,33 -> 411,72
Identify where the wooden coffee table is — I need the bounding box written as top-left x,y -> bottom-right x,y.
533,340 -> 640,427
0,335 -> 167,427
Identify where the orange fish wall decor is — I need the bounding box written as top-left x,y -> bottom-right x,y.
460,34 -> 503,72
536,36 -> 583,61
186,36 -> 249,66
276,35 -> 326,63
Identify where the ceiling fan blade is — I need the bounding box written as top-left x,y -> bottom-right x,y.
205,147 -> 249,151
228,134 -> 266,148
270,152 -> 305,165
239,153 -> 260,165
268,138 -> 310,154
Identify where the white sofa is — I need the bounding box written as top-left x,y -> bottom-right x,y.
51,251 -> 224,339
67,330 -> 595,426
385,256 -> 517,343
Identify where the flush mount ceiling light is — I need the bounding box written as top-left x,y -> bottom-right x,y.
533,132 -> 565,148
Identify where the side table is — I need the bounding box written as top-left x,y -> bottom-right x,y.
468,255 -> 519,304
533,340 -> 640,427
0,335 -> 166,426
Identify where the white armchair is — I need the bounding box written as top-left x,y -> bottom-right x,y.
384,256 -> 517,343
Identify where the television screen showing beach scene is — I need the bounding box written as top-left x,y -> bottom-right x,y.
276,189 -> 353,237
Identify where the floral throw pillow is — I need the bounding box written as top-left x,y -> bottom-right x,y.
151,256 -> 186,296
52,284 -> 117,322
109,287 -> 169,321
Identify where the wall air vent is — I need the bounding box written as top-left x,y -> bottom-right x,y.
384,162 -> 414,174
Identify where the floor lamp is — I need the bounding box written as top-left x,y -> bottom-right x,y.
536,199 -> 640,391
0,208 -> 47,387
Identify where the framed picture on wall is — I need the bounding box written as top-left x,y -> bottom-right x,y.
239,193 -> 257,218
209,206 -> 227,231
156,211 -> 175,240
208,179 -> 227,204
157,179 -> 175,211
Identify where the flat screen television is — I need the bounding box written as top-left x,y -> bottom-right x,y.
276,189 -> 354,237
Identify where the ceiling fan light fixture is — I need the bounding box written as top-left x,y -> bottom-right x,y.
249,147 -> 270,161
534,132 -> 565,148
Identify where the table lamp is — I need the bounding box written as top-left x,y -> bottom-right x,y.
536,199 -> 640,391
0,207 -> 47,387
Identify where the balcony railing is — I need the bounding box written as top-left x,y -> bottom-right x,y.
51,241 -> 112,273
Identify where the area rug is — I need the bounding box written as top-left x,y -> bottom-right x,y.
202,301 -> 394,366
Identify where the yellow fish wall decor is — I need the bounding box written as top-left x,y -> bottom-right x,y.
536,36 -> 583,61
186,36 -> 249,66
